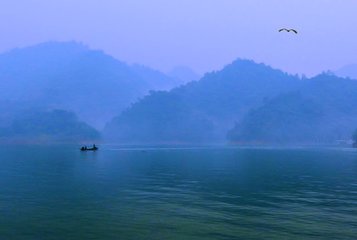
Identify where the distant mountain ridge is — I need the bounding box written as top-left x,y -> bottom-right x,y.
104,59 -> 301,143
335,64 -> 357,80
228,73 -> 357,144
104,59 -> 357,144
2,42 -> 357,144
0,41 -> 180,129
167,66 -> 201,83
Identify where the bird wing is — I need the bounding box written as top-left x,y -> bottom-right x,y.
279,28 -> 288,32
290,29 -> 298,34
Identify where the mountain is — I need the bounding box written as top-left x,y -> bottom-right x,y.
131,64 -> 182,90
0,108 -> 99,143
228,73 -> 357,144
104,59 -> 301,143
167,66 -> 201,83
227,92 -> 324,143
0,41 -> 178,129
335,64 -> 357,80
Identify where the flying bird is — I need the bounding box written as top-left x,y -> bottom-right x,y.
279,28 -> 298,34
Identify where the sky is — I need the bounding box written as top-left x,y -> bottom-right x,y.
0,0 -> 357,76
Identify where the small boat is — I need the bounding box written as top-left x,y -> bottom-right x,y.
80,144 -> 98,151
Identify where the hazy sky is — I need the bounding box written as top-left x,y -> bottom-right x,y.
0,0 -> 356,75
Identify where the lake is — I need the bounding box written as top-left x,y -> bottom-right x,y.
0,145 -> 356,239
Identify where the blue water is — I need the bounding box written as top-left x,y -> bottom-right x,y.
0,145 -> 356,239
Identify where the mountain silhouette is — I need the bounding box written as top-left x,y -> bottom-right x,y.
0,41 -> 179,128
104,59 -> 300,143
335,64 -> 357,80
228,73 -> 357,144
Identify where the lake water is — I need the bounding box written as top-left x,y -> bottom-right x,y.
0,145 -> 356,239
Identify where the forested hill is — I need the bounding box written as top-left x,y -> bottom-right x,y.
0,107 -> 99,143
0,41 -> 179,128
104,59 -> 301,143
228,73 -> 357,144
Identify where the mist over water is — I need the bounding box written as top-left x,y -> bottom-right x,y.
1,146 -> 356,239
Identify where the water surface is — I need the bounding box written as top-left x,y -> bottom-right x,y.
0,146 -> 356,239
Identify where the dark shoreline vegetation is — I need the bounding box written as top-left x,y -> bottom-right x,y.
0,42 -> 357,146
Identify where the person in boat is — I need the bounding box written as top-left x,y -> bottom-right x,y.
81,145 -> 97,151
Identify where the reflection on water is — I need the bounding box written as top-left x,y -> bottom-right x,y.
0,146 -> 356,239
